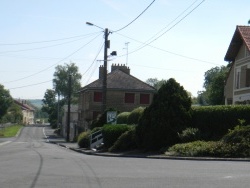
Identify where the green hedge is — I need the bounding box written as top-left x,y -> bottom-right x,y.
117,112 -> 130,124
127,107 -> 145,125
191,105 -> 250,140
102,124 -> 133,148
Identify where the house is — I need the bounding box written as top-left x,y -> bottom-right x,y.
78,64 -> 156,130
224,26 -> 250,105
14,99 -> 35,125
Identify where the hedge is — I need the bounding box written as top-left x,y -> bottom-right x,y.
127,107 -> 145,125
117,112 -> 130,124
102,124 -> 133,148
191,105 -> 250,140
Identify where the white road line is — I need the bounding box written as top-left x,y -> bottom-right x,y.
0,141 -> 12,146
43,127 -> 49,142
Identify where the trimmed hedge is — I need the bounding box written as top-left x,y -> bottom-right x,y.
102,124 -> 133,148
127,107 -> 145,125
77,131 -> 90,148
117,112 -> 130,124
191,105 -> 250,140
109,128 -> 137,152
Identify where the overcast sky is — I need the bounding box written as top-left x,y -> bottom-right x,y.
0,0 -> 249,99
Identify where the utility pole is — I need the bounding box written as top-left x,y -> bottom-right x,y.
102,28 -> 109,113
66,74 -> 72,142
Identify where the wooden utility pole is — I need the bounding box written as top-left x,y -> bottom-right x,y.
66,74 -> 72,142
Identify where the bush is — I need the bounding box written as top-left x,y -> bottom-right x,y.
168,124 -> 250,158
90,108 -> 117,129
178,127 -> 201,143
77,131 -> 90,148
136,78 -> 192,150
127,107 -> 145,125
117,112 -> 130,124
191,105 -> 250,140
109,128 -> 137,152
102,124 -> 133,148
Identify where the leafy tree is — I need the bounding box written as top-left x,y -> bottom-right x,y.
53,62 -> 82,104
201,66 -> 229,105
145,78 -> 166,90
42,89 -> 57,128
136,78 -> 192,150
0,84 -> 13,119
1,103 -> 22,123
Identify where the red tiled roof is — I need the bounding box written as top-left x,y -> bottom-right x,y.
224,26 -> 250,61
79,69 -> 156,92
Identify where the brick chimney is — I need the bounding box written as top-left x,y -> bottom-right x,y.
99,65 -> 104,80
111,64 -> 130,75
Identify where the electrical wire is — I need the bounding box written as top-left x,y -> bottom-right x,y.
114,0 -> 214,65
3,33 -> 102,84
8,80 -> 52,90
0,32 -> 101,46
0,36 -> 96,54
112,0 -> 156,32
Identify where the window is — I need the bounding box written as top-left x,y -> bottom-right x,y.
235,71 -> 240,89
246,69 -> 250,87
125,93 -> 135,103
94,92 -> 102,102
140,94 -> 150,104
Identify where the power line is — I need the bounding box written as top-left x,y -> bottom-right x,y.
0,37 -> 94,54
0,32 -> 101,46
114,1 -> 214,65
8,80 -> 52,90
112,0 -> 156,32
3,33 -> 102,84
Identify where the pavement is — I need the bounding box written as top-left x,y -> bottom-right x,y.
43,126 -> 250,162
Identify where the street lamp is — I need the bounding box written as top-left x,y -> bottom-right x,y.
86,22 -> 112,113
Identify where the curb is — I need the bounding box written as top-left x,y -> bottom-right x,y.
49,141 -> 250,162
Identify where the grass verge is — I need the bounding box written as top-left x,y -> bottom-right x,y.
0,125 -> 23,138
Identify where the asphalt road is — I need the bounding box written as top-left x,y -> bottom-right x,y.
0,125 -> 250,188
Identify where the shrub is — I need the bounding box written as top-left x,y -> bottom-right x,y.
90,108 -> 117,129
117,112 -> 130,124
109,128 -> 137,152
136,78 -> 192,150
191,105 -> 250,140
127,107 -> 145,125
77,131 -> 90,148
178,127 -> 201,143
102,124 -> 133,148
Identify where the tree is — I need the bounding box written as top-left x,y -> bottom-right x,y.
0,84 -> 13,119
136,78 -> 192,150
201,66 -> 229,105
42,89 -> 57,128
53,62 -> 82,104
145,78 -> 166,90
1,103 -> 23,123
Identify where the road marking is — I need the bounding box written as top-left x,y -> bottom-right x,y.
0,141 -> 12,146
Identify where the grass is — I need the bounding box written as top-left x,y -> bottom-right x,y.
0,125 -> 23,138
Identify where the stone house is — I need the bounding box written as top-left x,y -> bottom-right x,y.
14,99 -> 35,125
78,64 -> 156,129
224,26 -> 250,104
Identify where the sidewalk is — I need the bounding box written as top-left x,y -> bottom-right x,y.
44,126 -> 250,162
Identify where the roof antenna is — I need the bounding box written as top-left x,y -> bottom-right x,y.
123,42 -> 130,66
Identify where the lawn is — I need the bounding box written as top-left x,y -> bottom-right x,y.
0,125 -> 23,138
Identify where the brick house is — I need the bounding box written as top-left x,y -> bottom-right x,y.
78,64 -> 156,129
14,99 -> 35,125
224,26 -> 250,105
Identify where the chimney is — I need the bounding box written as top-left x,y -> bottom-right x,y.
111,64 -> 130,75
99,65 -> 104,80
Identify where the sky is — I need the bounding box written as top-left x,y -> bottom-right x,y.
0,0 -> 249,99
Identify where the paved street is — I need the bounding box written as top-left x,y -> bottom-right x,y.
0,125 -> 250,188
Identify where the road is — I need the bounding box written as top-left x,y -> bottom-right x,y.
0,125 -> 250,188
